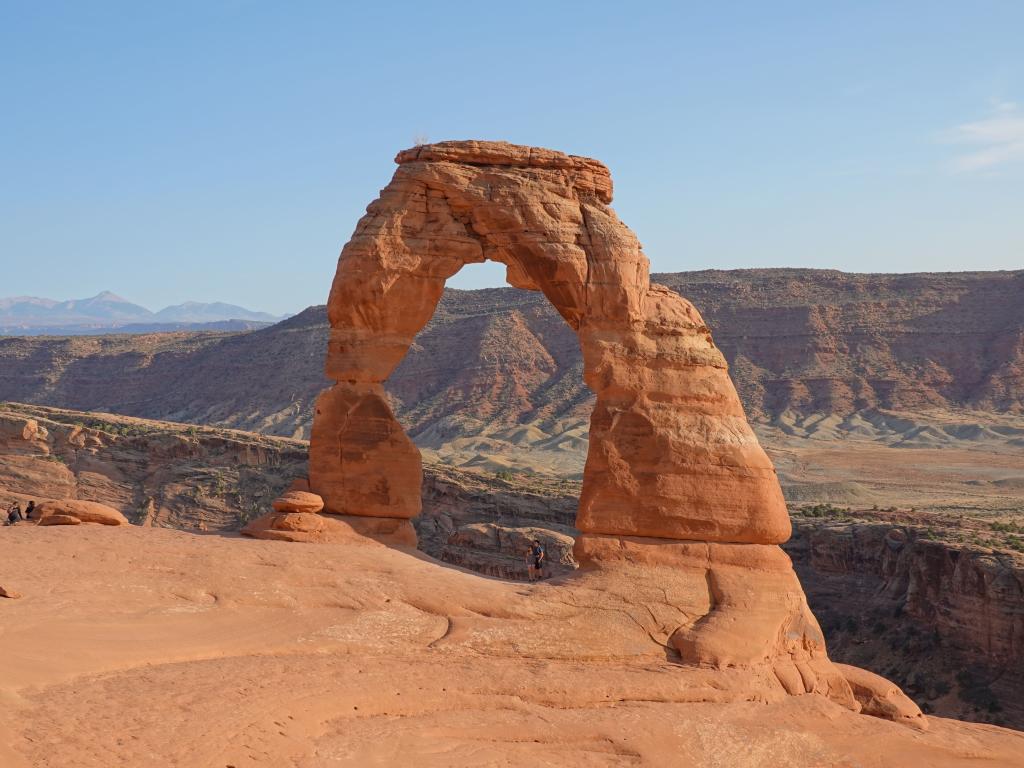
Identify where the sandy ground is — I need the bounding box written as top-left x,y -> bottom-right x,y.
1,526 -> 1023,767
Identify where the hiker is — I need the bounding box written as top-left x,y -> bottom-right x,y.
23,500 -> 35,521
527,538 -> 546,582
6,502 -> 23,526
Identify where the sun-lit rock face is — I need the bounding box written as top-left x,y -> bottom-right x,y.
310,139 -> 790,545
300,143 -> 924,726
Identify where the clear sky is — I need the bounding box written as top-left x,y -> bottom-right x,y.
2,1 -> 1022,315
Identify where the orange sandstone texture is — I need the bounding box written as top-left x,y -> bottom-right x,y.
303,141 -> 921,728
309,140 -> 789,545
32,499 -> 128,526
271,490 -> 324,514
241,510 -> 416,547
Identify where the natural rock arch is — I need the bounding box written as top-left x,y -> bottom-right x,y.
308,140 -> 790,547
260,141 -> 928,726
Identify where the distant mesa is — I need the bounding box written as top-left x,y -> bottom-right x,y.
0,290 -> 286,335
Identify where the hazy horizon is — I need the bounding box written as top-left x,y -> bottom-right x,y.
3,2 -> 1022,315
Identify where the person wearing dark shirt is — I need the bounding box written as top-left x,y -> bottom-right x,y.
527,539 -> 546,581
6,502 -> 23,525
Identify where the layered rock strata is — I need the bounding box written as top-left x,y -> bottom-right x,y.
33,500 -> 128,526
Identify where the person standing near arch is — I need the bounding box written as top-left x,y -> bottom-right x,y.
527,538 -> 546,582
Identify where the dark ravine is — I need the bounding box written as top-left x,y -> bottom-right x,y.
786,518 -> 1024,730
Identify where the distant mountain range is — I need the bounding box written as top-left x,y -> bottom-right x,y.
0,291 -> 285,335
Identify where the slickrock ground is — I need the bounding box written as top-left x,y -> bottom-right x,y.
3,402 -> 1023,729
3,525 -> 1023,768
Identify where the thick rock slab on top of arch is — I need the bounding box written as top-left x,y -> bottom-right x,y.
309,139 -> 790,545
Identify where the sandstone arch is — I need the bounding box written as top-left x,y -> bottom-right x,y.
308,140 -> 790,546
284,142 -> 928,726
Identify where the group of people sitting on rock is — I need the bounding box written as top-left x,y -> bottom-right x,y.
5,500 -> 34,525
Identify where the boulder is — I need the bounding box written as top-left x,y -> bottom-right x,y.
837,663 -> 928,731
241,511 -> 416,548
38,514 -> 82,526
271,490 -> 324,514
0,585 -> 21,599
34,500 -> 129,526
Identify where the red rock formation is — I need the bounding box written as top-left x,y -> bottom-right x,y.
33,499 -> 128,526
241,509 -> 415,547
309,140 -> 789,546
271,490 -> 324,514
303,141 -> 919,728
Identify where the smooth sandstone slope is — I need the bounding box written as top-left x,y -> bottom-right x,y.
2,525 -> 1023,768
4,402 -> 1023,729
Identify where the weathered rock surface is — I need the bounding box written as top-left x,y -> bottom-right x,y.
241,510 -> 416,547
443,522 -> 576,580
0,404 -> 308,530
0,585 -> 21,599
37,513 -> 82,526
33,499 -> 128,526
786,516 -> 1024,728
310,140 -> 789,546
300,140 -> 918,727
5,526 -> 1023,767
838,663 -> 929,731
4,270 -> 1022,450
3,403 -> 1020,729
418,464 -> 580,579
271,490 -> 324,514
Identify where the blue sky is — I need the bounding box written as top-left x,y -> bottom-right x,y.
1,1 -> 1021,315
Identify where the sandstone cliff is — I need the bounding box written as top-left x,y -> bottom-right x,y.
786,515 -> 1024,729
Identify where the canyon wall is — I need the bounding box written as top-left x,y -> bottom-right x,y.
2,269 -> 1022,445
786,519 -> 1024,728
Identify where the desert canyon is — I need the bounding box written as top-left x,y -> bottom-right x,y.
2,141 -> 1024,767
